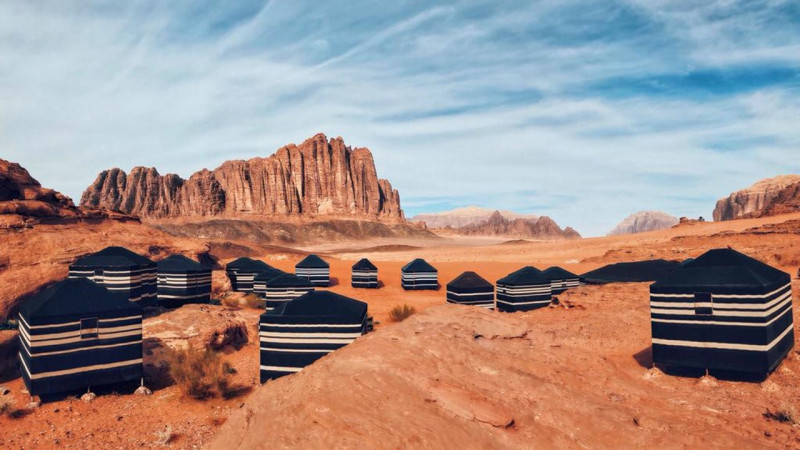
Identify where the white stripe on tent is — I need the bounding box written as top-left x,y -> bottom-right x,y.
260,347 -> 336,353
262,323 -> 363,328
652,322 -> 793,352
260,332 -> 363,338
20,315 -> 141,330
651,306 -> 792,327
260,365 -> 302,373
22,339 -> 143,357
496,299 -> 551,306
447,291 -> 494,297
19,355 -> 143,380
260,337 -> 358,344
27,323 -> 142,342
651,296 -> 792,318
650,283 -> 791,299
27,329 -> 143,348
650,291 -> 791,310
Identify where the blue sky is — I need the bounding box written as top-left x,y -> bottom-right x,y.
1,0 -> 799,236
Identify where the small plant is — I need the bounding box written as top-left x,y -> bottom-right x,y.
0,396 -> 12,415
242,293 -> 266,309
765,402 -> 798,424
166,347 -> 232,400
389,304 -> 416,322
220,293 -> 241,309
154,425 -> 177,445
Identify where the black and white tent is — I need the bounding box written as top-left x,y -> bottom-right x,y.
295,254 -> 330,287
259,291 -> 368,382
261,273 -> 315,311
650,248 -> 794,376
401,258 -> 438,290
226,258 -> 271,293
351,258 -> 378,289
496,266 -> 552,312
253,266 -> 288,299
446,271 -> 495,309
543,266 -> 582,294
156,255 -> 212,307
18,278 -> 143,396
69,246 -> 157,307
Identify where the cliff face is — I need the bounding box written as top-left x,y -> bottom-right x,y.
80,134 -> 403,221
759,182 -> 800,217
459,211 -> 580,240
608,211 -> 679,236
0,159 -> 79,225
713,175 -> 800,221
410,206 -> 538,229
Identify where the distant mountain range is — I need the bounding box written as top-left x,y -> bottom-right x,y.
411,206 -> 537,229
411,206 -> 579,240
608,211 -> 679,236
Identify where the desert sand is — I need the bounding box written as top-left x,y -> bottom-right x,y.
1,213 -> 800,448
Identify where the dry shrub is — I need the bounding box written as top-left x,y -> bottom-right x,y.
166,348 -> 234,400
389,304 -> 416,322
220,293 -> 241,309
0,396 -> 12,415
765,403 -> 797,424
242,294 -> 266,309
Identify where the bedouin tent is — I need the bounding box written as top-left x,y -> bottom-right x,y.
18,278 -> 143,396
295,254 -> 330,287
259,290 -> 368,382
351,258 -> 378,289
446,271 -> 495,309
261,273 -> 315,311
156,255 -> 212,307
581,259 -> 680,285
542,266 -> 582,294
69,246 -> 157,307
401,258 -> 438,290
253,267 -> 288,299
225,258 -> 271,293
650,248 -> 794,376
496,266 -> 552,312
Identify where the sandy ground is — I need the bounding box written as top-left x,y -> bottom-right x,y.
1,213 -> 800,448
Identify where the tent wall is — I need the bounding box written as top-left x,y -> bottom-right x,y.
550,277 -> 582,294
401,271 -> 438,290
69,266 -> 157,307
157,270 -> 212,307
495,282 -> 552,312
295,267 -> 330,287
352,269 -> 378,288
446,288 -> 495,309
261,286 -> 315,311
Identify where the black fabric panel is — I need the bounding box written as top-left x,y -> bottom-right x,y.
26,342 -> 142,373
24,362 -> 142,396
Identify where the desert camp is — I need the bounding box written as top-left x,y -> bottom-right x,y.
294,254 -> 330,287
446,271 -> 495,309
156,255 -> 212,307
401,258 -> 439,290
68,246 -> 157,307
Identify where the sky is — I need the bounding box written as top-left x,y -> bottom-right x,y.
1,1 -> 799,236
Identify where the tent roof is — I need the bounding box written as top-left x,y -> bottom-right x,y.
497,266 -> 548,285
352,258 -> 377,270
447,271 -> 493,290
581,259 -> 680,284
254,267 -> 287,282
296,254 -> 329,268
226,258 -> 271,273
542,266 -> 580,280
157,254 -> 208,272
72,246 -> 154,268
402,258 -> 437,273
652,248 -> 788,289
20,278 -> 140,319
266,291 -> 367,319
266,273 -> 314,288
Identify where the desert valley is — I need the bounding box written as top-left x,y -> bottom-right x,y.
1,134 -> 800,449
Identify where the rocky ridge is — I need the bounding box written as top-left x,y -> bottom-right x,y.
80,133 -> 403,221
459,210 -> 580,240
410,206 -> 538,229
608,211 -> 679,236
713,175 -> 800,221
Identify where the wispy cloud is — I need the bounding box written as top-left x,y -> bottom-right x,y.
0,0 -> 798,236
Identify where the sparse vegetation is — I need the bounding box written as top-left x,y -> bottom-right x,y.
765,403 -> 798,424
166,347 -> 235,400
389,304 -> 416,322
242,293 -> 266,309
0,396 -> 12,415
154,425 -> 177,446
220,293 -> 241,309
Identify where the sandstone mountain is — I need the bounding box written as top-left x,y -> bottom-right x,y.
459,210 -> 580,240
0,159 -> 76,218
713,175 -> 800,221
80,133 -> 403,221
608,211 -> 679,236
411,206 -> 537,229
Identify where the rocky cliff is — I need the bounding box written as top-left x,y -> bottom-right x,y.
713,175 -> 800,221
608,211 -> 679,236
459,211 -> 580,240
0,159 -> 76,216
80,133 -> 403,221
410,206 -> 537,229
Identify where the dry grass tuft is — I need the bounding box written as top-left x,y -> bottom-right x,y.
765,403 -> 798,424
389,304 -> 416,322
166,348 -> 234,400
242,293 -> 266,309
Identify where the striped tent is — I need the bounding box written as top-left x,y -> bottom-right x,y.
262,273 -> 315,311
253,267 -> 288,299
226,258 -> 271,293
650,248 -> 794,376
259,291 -> 368,382
401,258 -> 438,290
351,258 -> 378,289
18,278 -> 143,396
156,255 -> 212,308
542,266 -> 582,294
446,271 -> 494,309
496,266 -> 552,312
69,246 -> 157,307
295,254 -> 330,287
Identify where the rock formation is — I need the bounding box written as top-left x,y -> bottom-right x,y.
0,159 -> 76,218
411,206 -> 537,229
713,175 -> 800,221
750,181 -> 800,218
80,133 -> 403,221
608,211 -> 679,236
459,211 -> 580,240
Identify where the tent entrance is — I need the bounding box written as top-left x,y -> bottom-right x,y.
694,292 -> 713,315
80,317 -> 99,339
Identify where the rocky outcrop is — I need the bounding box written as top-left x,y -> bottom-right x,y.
80,134 -> 403,221
0,159 -> 77,219
753,181 -> 800,217
608,211 -> 679,236
411,206 -> 537,229
459,211 -> 580,240
713,175 -> 800,221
